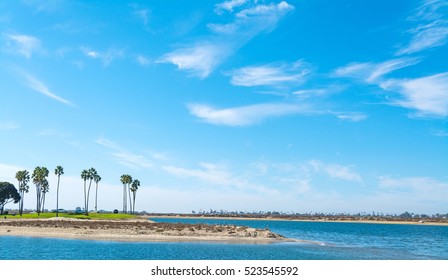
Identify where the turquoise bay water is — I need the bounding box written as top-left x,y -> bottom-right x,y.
1,218 -> 447,260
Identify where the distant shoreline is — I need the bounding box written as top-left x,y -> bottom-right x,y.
146,214 -> 448,226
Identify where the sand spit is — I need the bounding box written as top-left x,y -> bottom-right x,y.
0,218 -> 289,243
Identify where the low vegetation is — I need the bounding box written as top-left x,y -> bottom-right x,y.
2,212 -> 136,220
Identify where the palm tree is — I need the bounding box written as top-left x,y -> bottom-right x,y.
130,179 -> 140,215
81,169 -> 89,215
85,167 -> 97,214
40,179 -> 49,213
120,174 -> 132,214
54,166 -> 64,217
32,166 -> 49,216
15,170 -> 30,216
93,173 -> 101,212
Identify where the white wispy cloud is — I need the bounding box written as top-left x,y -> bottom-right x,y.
80,47 -> 124,67
309,160 -> 362,182
396,0 -> 448,55
21,72 -> 74,106
380,72 -> 448,118
36,128 -> 72,138
134,9 -> 150,25
96,137 -> 155,169
215,0 -> 248,14
431,129 -> 448,137
22,0 -> 66,13
209,1 -> 294,36
228,61 -> 309,87
129,3 -> 151,26
335,113 -> 368,122
159,1 -> 294,78
0,121 -> 19,130
163,163 -> 246,188
162,162 -> 277,195
236,0 -> 293,19
158,43 -> 230,78
0,163 -> 24,182
333,57 -> 420,84
3,33 -> 41,58
378,176 -> 448,194
187,102 -> 309,126
293,89 -> 328,96
293,84 -> 346,98
136,55 -> 150,66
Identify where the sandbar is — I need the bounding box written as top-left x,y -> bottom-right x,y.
0,218 -> 290,243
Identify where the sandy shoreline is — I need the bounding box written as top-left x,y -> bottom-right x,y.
0,218 -> 290,243
147,215 -> 448,226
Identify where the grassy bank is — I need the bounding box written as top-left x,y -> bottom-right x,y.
2,212 -> 137,220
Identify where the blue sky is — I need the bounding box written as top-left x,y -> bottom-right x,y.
1,0 -> 447,214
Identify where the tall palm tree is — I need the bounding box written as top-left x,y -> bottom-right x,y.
120,174 -> 132,214
93,173 -> 101,212
85,167 -> 97,214
40,179 -> 49,213
54,166 -> 64,217
32,166 -> 49,216
15,170 -> 30,216
130,179 -> 140,215
81,169 -> 89,215
120,174 -> 127,214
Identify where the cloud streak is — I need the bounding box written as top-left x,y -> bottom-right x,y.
333,58 -> 448,118
3,33 -> 41,58
309,160 -> 362,182
215,0 -> 248,14
159,1 -> 294,78
158,43 -> 230,78
0,121 -> 19,130
187,102 -> 309,126
396,0 -> 448,55
22,72 -> 75,106
380,72 -> 448,118
228,61 -> 309,87
163,163 -> 247,188
333,57 -> 420,84
96,137 -> 155,169
80,47 -> 124,67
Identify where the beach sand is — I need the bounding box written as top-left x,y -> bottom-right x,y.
0,218 -> 290,243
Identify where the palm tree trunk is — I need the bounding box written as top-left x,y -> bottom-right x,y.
19,190 -> 24,216
123,184 -> 127,214
133,192 -> 136,215
95,183 -> 98,212
128,184 -> 132,214
86,179 -> 93,215
56,176 -> 60,217
36,185 -> 41,216
40,193 -> 46,213
83,180 -> 87,215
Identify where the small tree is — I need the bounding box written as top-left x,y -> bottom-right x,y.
0,182 -> 21,215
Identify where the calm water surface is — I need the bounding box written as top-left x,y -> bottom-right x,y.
1,218 -> 447,260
